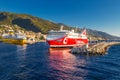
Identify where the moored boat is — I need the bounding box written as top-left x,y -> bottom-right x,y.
2,38 -> 27,45
1,30 -> 27,45
46,26 -> 89,48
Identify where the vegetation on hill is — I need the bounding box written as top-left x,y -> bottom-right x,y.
0,12 -> 65,33
0,12 -> 119,40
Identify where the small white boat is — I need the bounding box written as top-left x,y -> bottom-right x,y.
26,37 -> 36,44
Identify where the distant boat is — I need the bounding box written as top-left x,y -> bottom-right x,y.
1,30 -> 27,45
46,26 -> 89,47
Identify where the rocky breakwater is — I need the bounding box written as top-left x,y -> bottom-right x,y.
70,42 -> 120,55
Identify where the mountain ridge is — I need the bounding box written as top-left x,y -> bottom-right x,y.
0,12 -> 119,40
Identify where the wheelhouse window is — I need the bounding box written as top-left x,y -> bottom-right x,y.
46,31 -> 67,40
48,32 -> 67,35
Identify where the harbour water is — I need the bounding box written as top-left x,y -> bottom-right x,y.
0,42 -> 120,80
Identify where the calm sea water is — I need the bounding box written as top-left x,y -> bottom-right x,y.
0,42 -> 120,80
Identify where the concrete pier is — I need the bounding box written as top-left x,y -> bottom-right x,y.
70,42 -> 120,55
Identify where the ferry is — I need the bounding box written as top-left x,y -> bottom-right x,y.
46,26 -> 89,48
1,30 -> 27,45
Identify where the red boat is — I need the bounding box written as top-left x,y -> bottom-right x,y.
46,27 -> 89,48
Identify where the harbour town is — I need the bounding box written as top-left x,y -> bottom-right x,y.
0,24 -> 45,44
1,0 -> 120,79
0,24 -> 120,55
0,12 -> 120,80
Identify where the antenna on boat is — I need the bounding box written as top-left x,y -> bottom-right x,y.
60,25 -> 64,31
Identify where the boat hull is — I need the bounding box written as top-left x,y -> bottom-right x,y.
2,38 -> 27,45
46,37 -> 88,48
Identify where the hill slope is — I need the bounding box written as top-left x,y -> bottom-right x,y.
0,12 -> 119,40
86,29 -> 120,40
0,12 -> 70,33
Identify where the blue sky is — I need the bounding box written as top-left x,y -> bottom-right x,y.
0,0 -> 120,36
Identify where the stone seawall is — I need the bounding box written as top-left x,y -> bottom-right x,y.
70,42 -> 120,55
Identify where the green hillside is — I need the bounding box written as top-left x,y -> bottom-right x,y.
0,12 -> 72,33
0,12 -> 119,40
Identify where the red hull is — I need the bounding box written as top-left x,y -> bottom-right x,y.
46,28 -> 89,47
46,36 -> 88,47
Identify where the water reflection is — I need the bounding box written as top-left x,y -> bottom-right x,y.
16,44 -> 27,60
12,44 -> 28,80
49,48 -> 88,80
